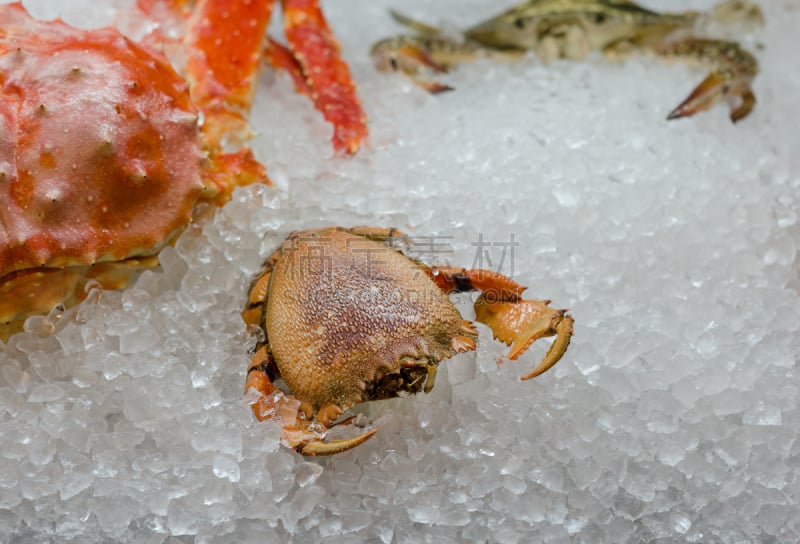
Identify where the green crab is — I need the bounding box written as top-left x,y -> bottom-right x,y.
372,0 -> 763,121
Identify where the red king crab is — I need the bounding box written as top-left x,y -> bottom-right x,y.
242,227 -> 574,455
0,1 -> 367,338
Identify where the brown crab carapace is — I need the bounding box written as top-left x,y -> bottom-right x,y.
242,227 -> 574,455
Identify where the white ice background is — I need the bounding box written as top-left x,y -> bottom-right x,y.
1,0 -> 799,542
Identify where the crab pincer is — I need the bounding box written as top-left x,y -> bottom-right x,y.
663,39 -> 758,123
245,347 -> 379,456
475,295 -> 574,379
426,266 -> 574,379
371,36 -> 457,94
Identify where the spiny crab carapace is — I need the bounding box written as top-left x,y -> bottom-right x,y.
0,1 -> 367,339
242,227 -> 574,455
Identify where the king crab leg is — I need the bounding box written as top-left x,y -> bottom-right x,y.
137,0 -> 368,154
264,38 -> 314,97
281,0 -> 367,154
182,0 -> 273,147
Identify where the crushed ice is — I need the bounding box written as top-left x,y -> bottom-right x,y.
1,0 -> 799,542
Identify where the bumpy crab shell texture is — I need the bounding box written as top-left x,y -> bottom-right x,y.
0,3 -> 204,327
266,230 -> 469,412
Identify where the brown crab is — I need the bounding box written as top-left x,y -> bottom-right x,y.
242,227 -> 574,455
0,1 -> 367,339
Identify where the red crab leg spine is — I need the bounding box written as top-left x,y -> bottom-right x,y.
282,0 -> 368,154
184,0 -> 275,147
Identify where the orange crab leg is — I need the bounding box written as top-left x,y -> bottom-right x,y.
264,37 -> 313,97
135,0 -> 272,202
183,0 -> 274,147
426,266 -> 527,301
136,0 -> 190,15
246,346 -> 305,426
202,147 -> 270,205
245,348 -> 378,456
282,0 -> 368,154
135,0 -> 190,23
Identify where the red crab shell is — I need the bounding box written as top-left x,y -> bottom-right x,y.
0,0 -> 371,336
0,3 -> 204,328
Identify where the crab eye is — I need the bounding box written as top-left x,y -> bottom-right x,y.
593,12 -> 607,24
390,57 -> 398,71
513,18 -> 526,29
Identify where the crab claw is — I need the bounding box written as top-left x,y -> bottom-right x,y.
246,349 -> 378,456
371,37 -> 459,94
293,427 -> 379,456
659,38 -> 758,123
474,295 -> 574,380
667,70 -> 755,123
372,38 -> 450,75
419,80 -> 456,95
291,402 -> 379,455
728,89 -> 757,123
247,380 -> 379,456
